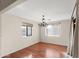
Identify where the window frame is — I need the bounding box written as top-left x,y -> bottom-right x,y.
47,24 -> 61,37
22,25 -> 32,37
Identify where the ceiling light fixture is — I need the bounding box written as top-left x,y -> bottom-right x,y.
38,15 -> 48,27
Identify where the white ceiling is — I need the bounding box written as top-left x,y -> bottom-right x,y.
4,0 -> 76,22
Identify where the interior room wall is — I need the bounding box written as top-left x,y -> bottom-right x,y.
0,14 -> 39,57
40,20 -> 70,46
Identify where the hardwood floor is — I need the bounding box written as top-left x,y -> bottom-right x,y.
3,42 -> 67,58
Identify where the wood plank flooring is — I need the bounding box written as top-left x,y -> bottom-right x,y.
3,42 -> 67,58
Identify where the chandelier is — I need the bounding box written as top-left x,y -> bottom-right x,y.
38,15 -> 48,27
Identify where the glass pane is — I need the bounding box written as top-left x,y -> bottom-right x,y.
47,25 -> 53,35
22,26 -> 27,37
28,27 -> 32,36
47,25 -> 60,36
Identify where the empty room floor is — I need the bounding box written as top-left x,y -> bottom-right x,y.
3,42 -> 67,58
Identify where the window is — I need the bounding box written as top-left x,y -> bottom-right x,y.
47,24 -> 61,36
21,22 -> 33,37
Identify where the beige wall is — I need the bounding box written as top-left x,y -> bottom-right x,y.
41,20 -> 70,46
0,14 -> 39,57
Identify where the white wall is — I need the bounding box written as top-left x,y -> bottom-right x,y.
0,14 -> 39,57
41,20 -> 70,46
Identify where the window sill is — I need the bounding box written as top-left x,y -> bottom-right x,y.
48,35 -> 60,37
22,36 -> 27,38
